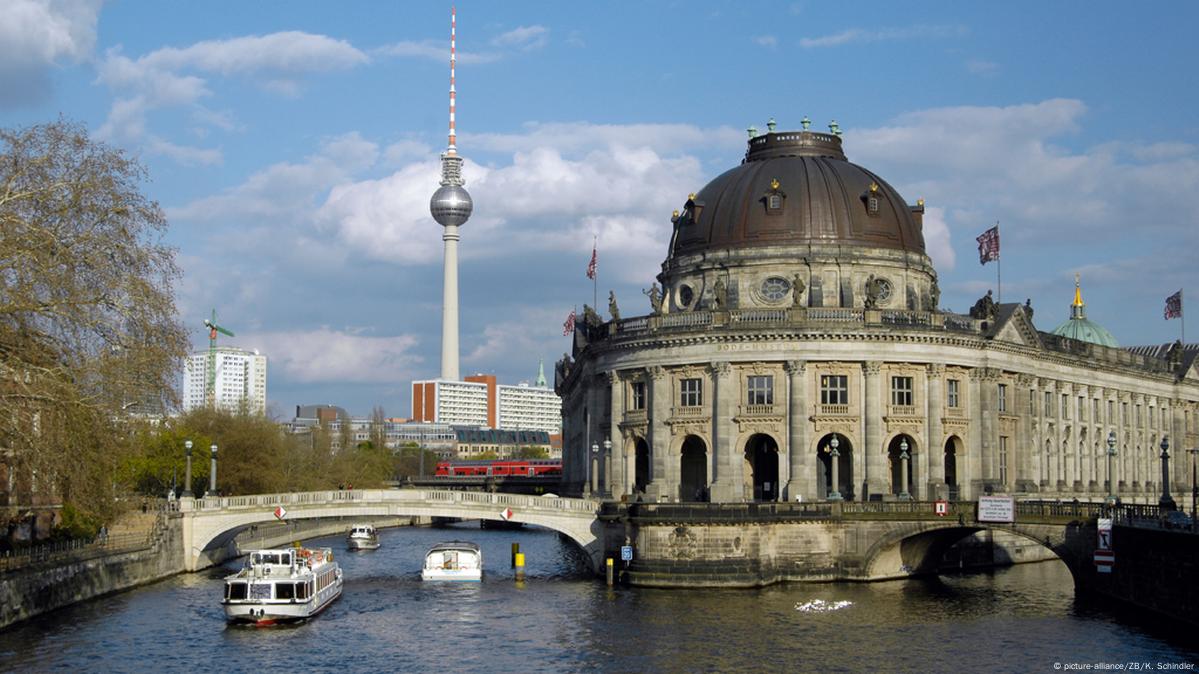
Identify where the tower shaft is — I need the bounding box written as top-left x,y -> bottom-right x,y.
441,224 -> 460,380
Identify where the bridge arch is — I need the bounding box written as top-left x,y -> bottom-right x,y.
180,490 -> 602,573
858,520 -> 1088,585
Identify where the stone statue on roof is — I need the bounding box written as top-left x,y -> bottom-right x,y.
608,291 -> 620,322
969,290 -> 996,319
643,283 -> 662,315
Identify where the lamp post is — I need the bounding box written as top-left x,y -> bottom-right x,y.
1105,431 -> 1118,507
603,438 -> 612,498
1159,436 -> 1176,511
1187,448 -> 1198,532
826,436 -> 842,502
208,443 -> 218,498
898,438 -> 912,500
589,443 -> 599,497
182,440 -> 194,498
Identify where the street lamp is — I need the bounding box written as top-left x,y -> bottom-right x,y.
1159,436 -> 1176,511
589,442 -> 599,497
826,436 -> 842,502
182,440 -> 194,498
603,438 -> 612,498
898,438 -> 912,500
208,443 -> 219,498
1186,448 -> 1198,532
1105,431 -> 1118,506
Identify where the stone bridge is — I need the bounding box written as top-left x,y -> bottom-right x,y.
179,490 -> 1108,587
598,499 -> 1107,588
177,489 -> 601,571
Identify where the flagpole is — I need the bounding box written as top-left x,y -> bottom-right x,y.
996,221 -> 1001,304
592,235 -> 598,312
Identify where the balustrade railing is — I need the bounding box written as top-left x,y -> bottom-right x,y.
729,309 -> 788,324
740,404 -> 778,416
818,404 -> 850,415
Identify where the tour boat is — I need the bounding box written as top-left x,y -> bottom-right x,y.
221,547 -> 342,625
346,524 -> 380,550
421,541 -> 483,581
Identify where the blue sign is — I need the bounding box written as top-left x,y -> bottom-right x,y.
620,545 -> 633,562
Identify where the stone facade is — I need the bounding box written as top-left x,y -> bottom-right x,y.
556,128 -> 1199,507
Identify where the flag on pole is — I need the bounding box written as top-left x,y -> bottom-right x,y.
563,309 -> 576,336
976,225 -> 1000,265
273,505 -> 287,520
1165,290 -> 1183,320
586,244 -> 597,279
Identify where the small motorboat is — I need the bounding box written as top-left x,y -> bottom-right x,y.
421,541 -> 483,581
346,524 -> 380,550
221,547 -> 342,625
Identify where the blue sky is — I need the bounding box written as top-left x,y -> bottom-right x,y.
4,1 -> 1198,419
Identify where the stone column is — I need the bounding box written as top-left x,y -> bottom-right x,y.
926,364 -> 945,499
863,361 -> 884,500
710,361 -> 736,502
785,360 -> 809,501
967,369 -> 984,499
624,432 -> 636,498
647,366 -> 670,501
608,371 -> 624,497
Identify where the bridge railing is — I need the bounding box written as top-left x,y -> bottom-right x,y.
181,488 -> 598,516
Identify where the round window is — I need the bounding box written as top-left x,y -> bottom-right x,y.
876,278 -> 893,303
678,284 -> 695,308
760,276 -> 790,302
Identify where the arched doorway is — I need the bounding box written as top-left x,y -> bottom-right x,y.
816,434 -> 853,500
743,434 -> 780,502
888,434 -> 917,498
634,438 -> 650,494
944,436 -> 962,500
679,435 -> 708,502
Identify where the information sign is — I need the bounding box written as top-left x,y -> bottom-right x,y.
620,545 -> 633,562
977,496 -> 1015,523
934,500 -> 949,517
1094,549 -> 1115,573
1097,518 -> 1113,550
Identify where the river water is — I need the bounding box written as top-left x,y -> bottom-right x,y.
1,523 -> 1196,673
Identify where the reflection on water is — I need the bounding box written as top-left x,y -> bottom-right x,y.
0,523 -> 1195,673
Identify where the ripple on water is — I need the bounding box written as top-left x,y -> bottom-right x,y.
1,532 -> 1196,672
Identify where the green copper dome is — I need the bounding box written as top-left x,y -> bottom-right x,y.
1050,277 -> 1119,348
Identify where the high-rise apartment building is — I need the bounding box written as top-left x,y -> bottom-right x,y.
182,347 -> 267,414
497,383 -> 562,434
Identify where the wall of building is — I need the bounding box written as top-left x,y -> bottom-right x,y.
1088,524 -> 1199,625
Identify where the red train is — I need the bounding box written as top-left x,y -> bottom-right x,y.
434,459 -> 562,478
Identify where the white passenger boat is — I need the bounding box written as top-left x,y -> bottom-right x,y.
346,524 -> 380,550
421,541 -> 483,581
221,547 -> 342,625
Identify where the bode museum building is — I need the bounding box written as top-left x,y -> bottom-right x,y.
555,124 -> 1199,506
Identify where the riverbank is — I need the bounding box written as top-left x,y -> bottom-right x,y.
0,513 -> 424,631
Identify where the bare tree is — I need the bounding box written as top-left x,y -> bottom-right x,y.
1,120 -> 188,520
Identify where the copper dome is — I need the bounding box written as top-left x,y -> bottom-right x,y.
669,130 -> 925,258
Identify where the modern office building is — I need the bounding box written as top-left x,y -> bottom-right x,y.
182,346 -> 267,415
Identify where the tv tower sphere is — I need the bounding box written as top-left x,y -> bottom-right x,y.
430,183 -> 472,227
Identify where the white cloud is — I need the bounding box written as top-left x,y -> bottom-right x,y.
491,25 -> 548,51
754,35 -> 778,48
249,328 -> 422,384
373,40 -> 500,65
318,123 -> 718,278
800,24 -> 967,49
0,0 -> 100,106
170,132 -> 379,221
95,31 -> 368,162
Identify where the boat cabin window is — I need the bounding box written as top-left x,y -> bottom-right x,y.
276,583 -> 295,600
252,552 -> 290,566
226,582 -> 248,601
296,582 -> 308,599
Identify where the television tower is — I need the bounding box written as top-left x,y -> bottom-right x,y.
429,6 -> 473,381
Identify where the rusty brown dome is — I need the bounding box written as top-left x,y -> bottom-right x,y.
668,130 -> 925,258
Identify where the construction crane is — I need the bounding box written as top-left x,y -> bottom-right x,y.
203,309 -> 235,407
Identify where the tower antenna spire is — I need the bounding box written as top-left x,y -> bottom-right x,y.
447,5 -> 457,155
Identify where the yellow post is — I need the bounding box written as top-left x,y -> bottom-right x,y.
511,542 -> 520,567
514,552 -> 526,581
606,557 -> 614,586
